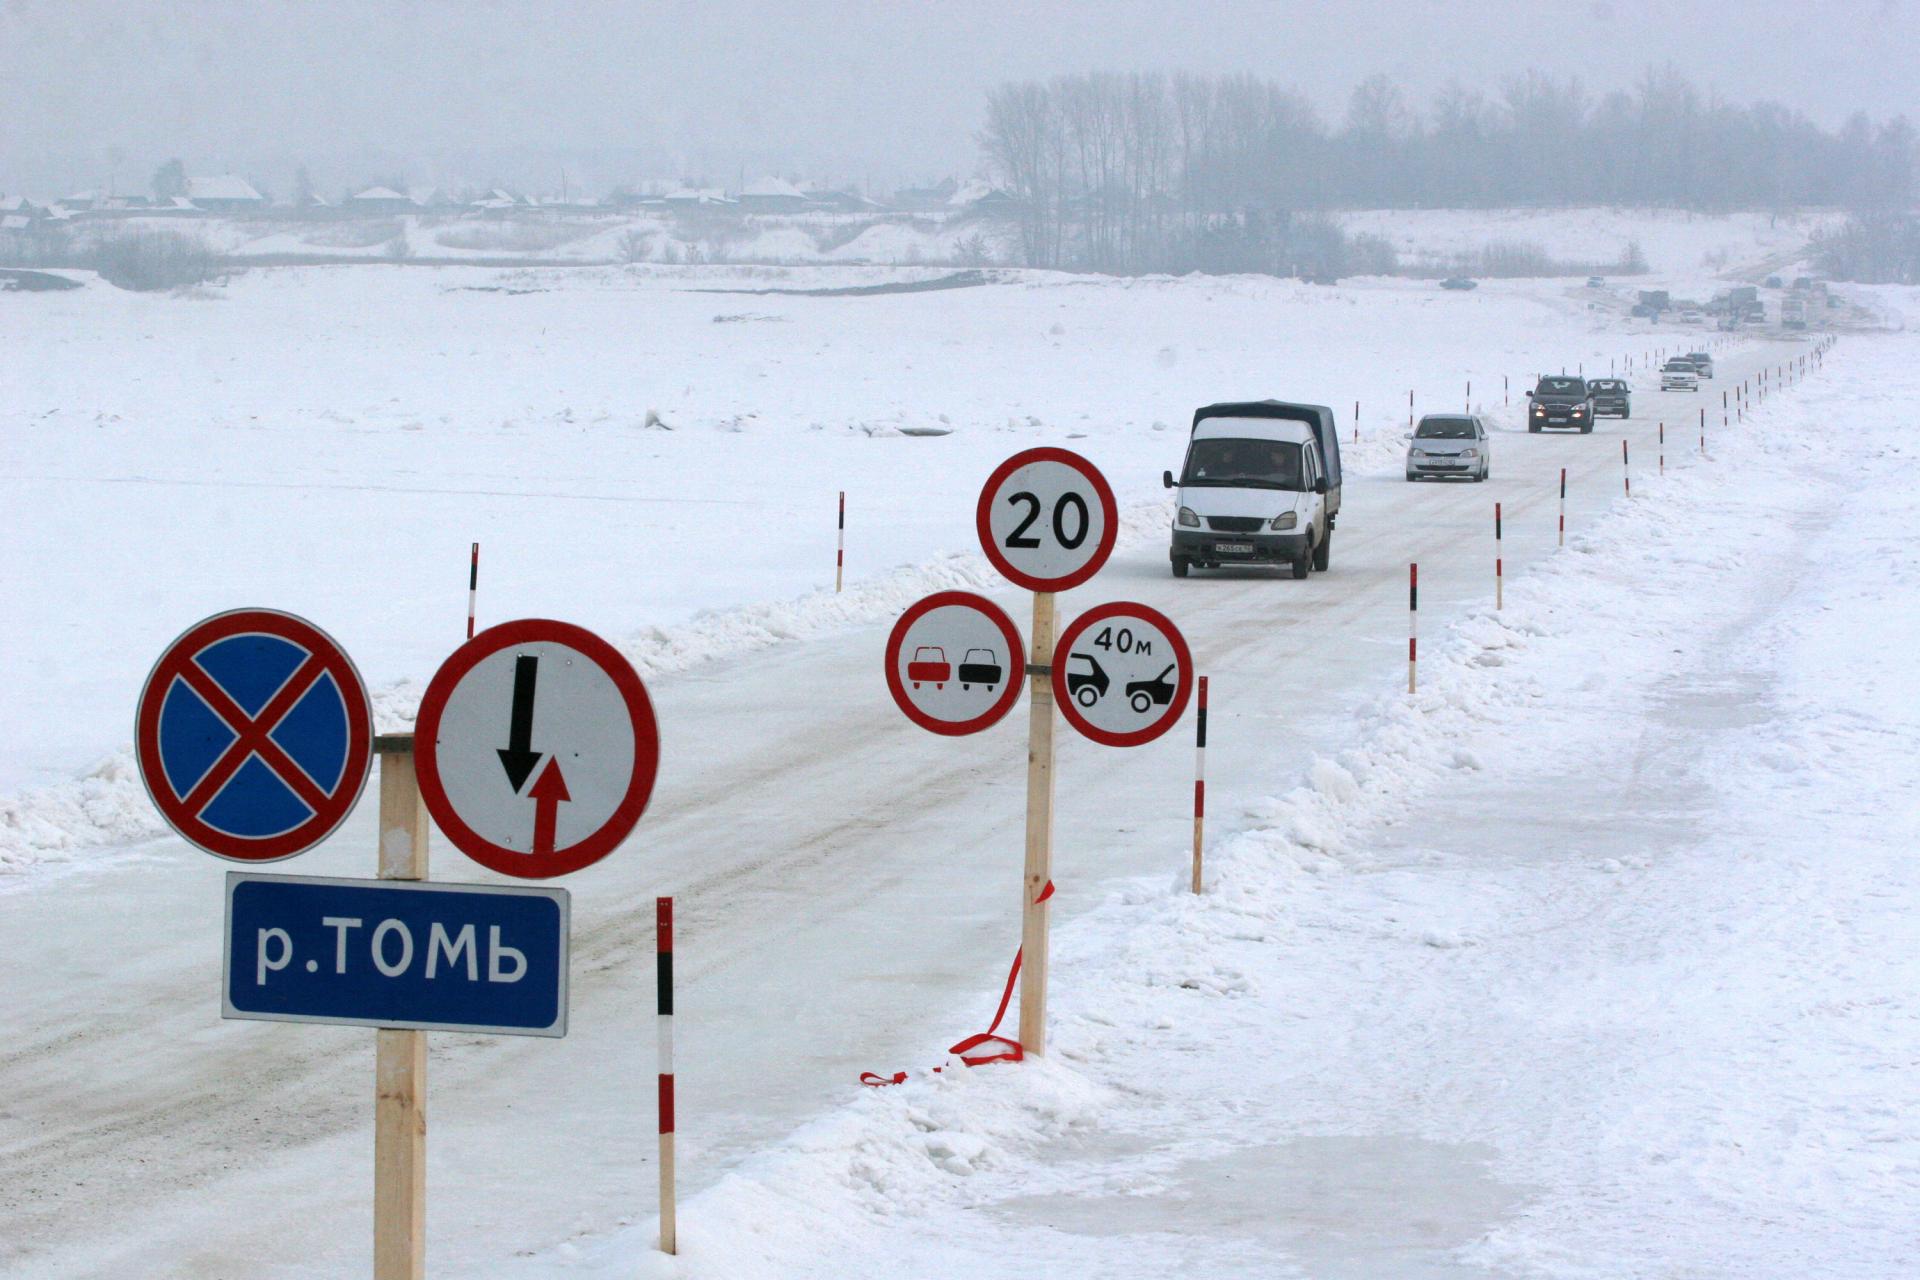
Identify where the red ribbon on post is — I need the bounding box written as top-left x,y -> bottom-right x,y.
859,881 -> 1055,1087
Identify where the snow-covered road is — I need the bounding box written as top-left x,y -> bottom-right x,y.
1,278 -> 1820,1275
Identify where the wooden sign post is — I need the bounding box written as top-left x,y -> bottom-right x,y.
1018,591 -> 1058,1056
373,733 -> 428,1280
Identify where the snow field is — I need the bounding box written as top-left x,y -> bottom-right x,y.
0,265 -> 1711,871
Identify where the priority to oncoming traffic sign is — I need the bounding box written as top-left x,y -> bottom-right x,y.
975,447 -> 1118,592
223,872 -> 569,1036
885,590 -> 1026,736
1051,601 -> 1194,747
415,619 -> 660,879
135,609 -> 373,862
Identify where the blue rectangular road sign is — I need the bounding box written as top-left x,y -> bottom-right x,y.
223,873 -> 569,1037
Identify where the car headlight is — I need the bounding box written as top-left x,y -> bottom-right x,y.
1459,448 -> 1478,459
1572,405 -> 1588,414
1270,510 -> 1297,531
1409,447 -> 1426,457
1532,405 -> 1545,414
1177,507 -> 1200,528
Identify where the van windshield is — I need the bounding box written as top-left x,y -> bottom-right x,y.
1182,438 -> 1305,491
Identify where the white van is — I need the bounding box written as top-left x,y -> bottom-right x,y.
1162,401 -> 1340,579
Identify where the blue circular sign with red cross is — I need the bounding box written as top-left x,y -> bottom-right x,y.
135,609 -> 373,862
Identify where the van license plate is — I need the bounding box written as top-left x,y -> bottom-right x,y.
1214,543 -> 1253,554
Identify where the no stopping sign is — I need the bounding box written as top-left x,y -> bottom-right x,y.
976,447 -> 1118,592
1052,602 -> 1193,747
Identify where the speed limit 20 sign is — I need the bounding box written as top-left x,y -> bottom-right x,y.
976,447 -> 1118,592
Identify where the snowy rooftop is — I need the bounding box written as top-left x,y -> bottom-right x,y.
186,176 -> 264,202
742,176 -> 806,199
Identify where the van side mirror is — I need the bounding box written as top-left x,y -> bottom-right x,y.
1162,470 -> 1175,490
1313,477 -> 1328,495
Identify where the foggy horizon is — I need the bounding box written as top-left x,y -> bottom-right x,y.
4,0 -> 1916,199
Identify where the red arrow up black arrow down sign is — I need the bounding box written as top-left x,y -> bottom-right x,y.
496,654 -> 570,856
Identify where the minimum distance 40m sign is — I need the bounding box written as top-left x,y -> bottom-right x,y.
415,619 -> 660,879
135,609 -> 373,862
1053,601 -> 1194,747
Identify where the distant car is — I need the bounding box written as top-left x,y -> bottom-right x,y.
1660,360 -> 1699,391
1527,376 -> 1596,433
1765,275 -> 1783,288
1630,303 -> 1657,318
1405,414 -> 1491,481
907,646 -> 950,689
1586,275 -> 1605,287
1683,351 -> 1714,378
1587,378 -> 1631,418
1126,665 -> 1178,714
958,648 -> 1003,690
1439,277 -> 1477,291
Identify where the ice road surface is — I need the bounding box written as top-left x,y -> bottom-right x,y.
0,262 -> 1907,1277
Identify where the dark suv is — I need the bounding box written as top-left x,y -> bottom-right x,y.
1587,378 -> 1631,418
1527,376 -> 1595,433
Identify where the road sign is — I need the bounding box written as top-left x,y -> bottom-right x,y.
135,609 -> 372,862
416,619 -> 659,879
223,872 -> 568,1036
885,591 -> 1026,736
975,447 -> 1118,592
1052,601 -> 1194,747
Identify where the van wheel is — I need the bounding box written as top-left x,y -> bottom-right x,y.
1291,543 -> 1313,579
1312,529 -> 1331,571
1171,556 -> 1190,579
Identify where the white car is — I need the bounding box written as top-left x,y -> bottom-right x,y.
1660,360 -> 1699,391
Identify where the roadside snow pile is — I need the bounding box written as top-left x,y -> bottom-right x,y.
0,753 -> 164,876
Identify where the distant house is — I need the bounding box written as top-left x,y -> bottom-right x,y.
1,215 -> 31,232
187,176 -> 267,212
662,188 -> 736,208
891,178 -> 959,211
738,176 -> 809,213
60,190 -> 101,212
803,188 -> 880,214
348,186 -> 417,214
407,186 -> 459,211
0,195 -> 45,220
948,179 -> 1021,213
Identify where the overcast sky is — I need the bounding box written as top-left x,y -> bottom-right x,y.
3,0 -> 1914,197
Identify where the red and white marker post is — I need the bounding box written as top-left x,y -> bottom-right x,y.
1354,400 -> 1360,445
1191,675 -> 1207,895
656,896 -> 676,1256
1558,467 -> 1567,547
835,490 -> 846,593
1465,380 -> 1472,413
467,542 -> 479,639
1622,439 -> 1631,497
1494,503 -> 1503,610
1408,563 -> 1419,693
1700,407 -> 1707,456
1659,421 -> 1665,475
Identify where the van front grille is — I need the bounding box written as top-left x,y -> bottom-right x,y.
1206,516 -> 1266,533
